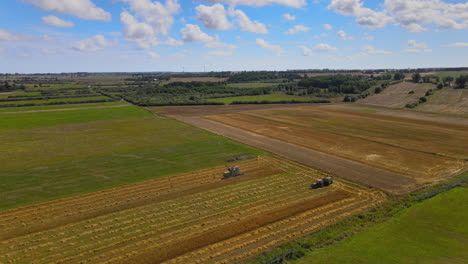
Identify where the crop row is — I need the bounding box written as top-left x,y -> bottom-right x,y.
1,159 -> 318,263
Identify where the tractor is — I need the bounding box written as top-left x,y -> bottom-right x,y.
312,176 -> 334,189
223,166 -> 242,179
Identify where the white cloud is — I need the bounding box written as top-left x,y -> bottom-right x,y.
285,25 -> 310,35
120,0 -> 180,36
0,29 -> 21,41
42,15 -> 74,27
230,9 -> 268,34
161,37 -> 183,46
363,45 -> 391,54
404,23 -> 429,32
148,51 -> 160,59
408,40 -> 428,49
298,46 -> 314,56
120,11 -> 158,49
446,42 -> 468,48
328,0 -> 392,28
314,43 -> 337,52
209,49 -> 236,56
181,24 -> 215,43
256,38 -> 283,54
329,0 -> 468,32
208,0 -> 307,8
283,13 -> 296,21
24,0 -> 111,21
363,33 -> 374,41
323,24 -> 333,30
71,35 -> 116,52
337,29 -> 353,40
385,0 -> 468,31
195,4 -> 233,31
403,49 -> 420,53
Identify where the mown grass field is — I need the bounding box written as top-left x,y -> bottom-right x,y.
0,105 -> 149,129
295,186 -> 468,264
207,94 -> 317,105
0,106 -> 265,210
0,101 -> 127,113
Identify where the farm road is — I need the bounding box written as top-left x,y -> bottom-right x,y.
169,115 -> 417,194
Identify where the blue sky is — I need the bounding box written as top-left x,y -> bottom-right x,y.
0,0 -> 467,73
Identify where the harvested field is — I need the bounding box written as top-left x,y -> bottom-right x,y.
0,157 -> 384,264
359,82 -> 435,108
204,107 -> 467,184
417,89 -> 468,115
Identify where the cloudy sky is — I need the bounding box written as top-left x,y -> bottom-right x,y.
1,0 -> 467,73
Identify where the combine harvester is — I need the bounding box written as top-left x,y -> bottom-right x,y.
223,166 -> 243,179
312,176 -> 334,189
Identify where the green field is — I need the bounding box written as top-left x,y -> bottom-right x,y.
0,108 -> 265,210
295,187 -> 468,264
0,95 -> 113,106
207,94 -> 316,104
226,82 -> 277,88
435,71 -> 468,78
0,106 -> 149,129
0,101 -> 127,113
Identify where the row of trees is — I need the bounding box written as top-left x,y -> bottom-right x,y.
412,73 -> 467,88
297,75 -> 376,94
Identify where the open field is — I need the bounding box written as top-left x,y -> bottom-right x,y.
0,157 -> 385,264
417,88 -> 468,115
0,101 -> 128,113
169,77 -> 228,82
359,82 -> 435,108
295,186 -> 468,264
153,104 -> 468,194
204,107 -> 467,183
0,105 -> 149,129
207,94 -> 316,104
0,108 -> 264,210
226,82 -> 277,88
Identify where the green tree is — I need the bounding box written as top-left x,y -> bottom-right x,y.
393,72 -> 405,80
412,73 -> 422,83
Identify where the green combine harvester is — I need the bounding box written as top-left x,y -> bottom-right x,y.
312,176 -> 334,189
223,166 -> 242,179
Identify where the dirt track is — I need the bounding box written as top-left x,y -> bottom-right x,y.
170,115 -> 416,194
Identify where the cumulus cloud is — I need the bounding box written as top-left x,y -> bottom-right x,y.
256,38 -> 284,54
402,49 -> 420,53
181,24 -> 215,43
385,0 -> 468,31
328,0 -> 392,28
208,0 -> 307,8
314,43 -> 337,52
148,51 -> 160,59
120,11 -> 158,49
363,45 -> 391,54
298,46 -> 314,56
283,13 -> 296,21
71,35 -> 116,52
24,0 -> 111,21
161,37 -> 183,46
0,29 -> 21,41
42,15 -> 74,27
323,24 -> 333,30
285,25 -> 310,34
230,9 -> 268,34
328,0 -> 468,32
408,40 -> 428,49
206,41 -> 237,56
196,4 -> 233,31
446,42 -> 468,48
337,30 -> 353,40
120,0 -> 180,36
